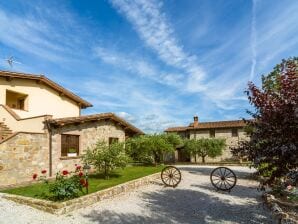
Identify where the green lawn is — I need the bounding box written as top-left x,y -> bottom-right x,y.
1,165 -> 164,201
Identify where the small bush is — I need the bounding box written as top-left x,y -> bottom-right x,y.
83,141 -> 128,179
33,165 -> 86,201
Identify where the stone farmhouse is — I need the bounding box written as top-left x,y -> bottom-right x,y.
165,116 -> 248,163
0,70 -> 143,187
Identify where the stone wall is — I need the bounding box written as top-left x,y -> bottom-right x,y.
0,132 -> 49,187
189,128 -> 249,163
51,120 -> 126,174
0,120 -> 127,187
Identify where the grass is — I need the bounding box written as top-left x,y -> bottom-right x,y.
1,165 -> 164,201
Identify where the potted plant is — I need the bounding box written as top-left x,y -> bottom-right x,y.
67,148 -> 77,157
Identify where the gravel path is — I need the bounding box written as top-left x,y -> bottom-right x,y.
0,166 -> 276,224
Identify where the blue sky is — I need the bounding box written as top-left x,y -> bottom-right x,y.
0,0 -> 297,133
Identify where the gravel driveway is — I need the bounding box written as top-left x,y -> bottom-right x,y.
0,166 -> 276,224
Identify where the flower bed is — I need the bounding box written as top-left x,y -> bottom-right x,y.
2,172 -> 161,214
1,166 -> 164,201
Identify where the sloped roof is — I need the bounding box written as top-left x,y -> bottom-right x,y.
165,120 -> 246,132
165,126 -> 188,132
46,113 -> 144,135
0,70 -> 92,108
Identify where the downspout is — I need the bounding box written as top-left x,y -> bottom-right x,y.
45,120 -> 53,177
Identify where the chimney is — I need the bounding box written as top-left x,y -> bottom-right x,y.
193,116 -> 199,127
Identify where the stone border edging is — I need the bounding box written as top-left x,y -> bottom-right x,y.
263,193 -> 298,224
2,172 -> 160,215
172,162 -> 250,166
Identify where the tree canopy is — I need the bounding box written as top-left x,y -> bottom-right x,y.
125,133 -> 182,164
232,57 -> 298,184
183,138 -> 226,163
83,141 -> 128,179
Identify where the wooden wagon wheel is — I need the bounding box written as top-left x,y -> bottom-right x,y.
210,167 -> 237,191
161,166 -> 181,187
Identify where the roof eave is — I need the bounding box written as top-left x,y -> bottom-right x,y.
0,70 -> 92,108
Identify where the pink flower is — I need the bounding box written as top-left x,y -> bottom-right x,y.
287,185 -> 293,191
62,170 -> 69,175
41,170 -> 47,174
76,165 -> 82,170
32,173 -> 38,180
78,172 -> 84,177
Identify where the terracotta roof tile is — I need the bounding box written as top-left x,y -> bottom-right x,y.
46,113 -> 144,135
0,70 -> 92,108
164,126 -> 188,132
165,120 -> 246,132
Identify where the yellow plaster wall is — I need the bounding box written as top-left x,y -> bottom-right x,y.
0,77 -> 80,119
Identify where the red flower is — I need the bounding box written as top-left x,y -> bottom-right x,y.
41,170 -> 47,174
78,172 -> 84,177
32,173 -> 38,180
62,170 -> 69,175
76,165 -> 82,170
80,179 -> 86,186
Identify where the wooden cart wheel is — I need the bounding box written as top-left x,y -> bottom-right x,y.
210,167 -> 237,191
161,166 -> 181,187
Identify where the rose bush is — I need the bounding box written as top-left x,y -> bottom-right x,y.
33,165 -> 88,201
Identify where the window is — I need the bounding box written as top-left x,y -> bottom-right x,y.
209,129 -> 215,138
61,134 -> 80,156
6,90 -> 28,110
109,137 -> 119,145
18,98 -> 25,110
232,128 -> 238,137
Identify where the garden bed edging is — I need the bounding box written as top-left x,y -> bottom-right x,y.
2,172 -> 160,215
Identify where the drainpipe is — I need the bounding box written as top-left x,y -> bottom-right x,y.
45,120 -> 53,177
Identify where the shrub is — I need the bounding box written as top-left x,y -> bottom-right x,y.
33,165 -> 86,201
83,141 -> 128,179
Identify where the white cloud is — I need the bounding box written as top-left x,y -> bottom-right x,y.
81,78 -> 183,133
250,0 -> 257,80
0,7 -> 90,64
94,47 -> 184,87
110,0 -> 206,88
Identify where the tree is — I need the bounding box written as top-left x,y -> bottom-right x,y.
183,139 -> 201,163
204,138 -> 226,161
126,133 -> 182,164
232,57 -> 298,184
83,141 -> 128,179
183,138 -> 226,163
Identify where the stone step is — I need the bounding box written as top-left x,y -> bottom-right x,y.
0,122 -> 13,141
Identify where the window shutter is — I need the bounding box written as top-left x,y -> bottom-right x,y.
61,134 -> 80,156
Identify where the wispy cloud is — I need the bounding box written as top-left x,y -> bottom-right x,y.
94,47 -> 184,87
1,0 -> 297,133
250,0 -> 257,80
81,77 -> 184,133
0,5 -> 91,65
110,0 -> 206,91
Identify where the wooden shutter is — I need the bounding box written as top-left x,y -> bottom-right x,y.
61,134 -> 80,156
